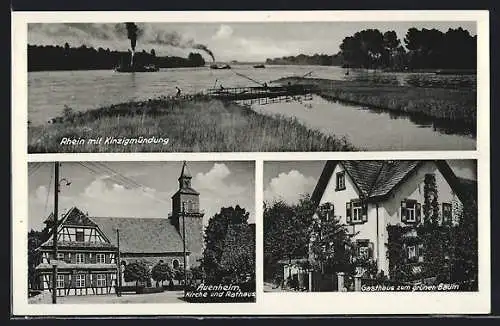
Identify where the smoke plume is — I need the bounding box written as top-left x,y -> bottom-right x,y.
192,44 -> 215,62
125,22 -> 139,51
151,30 -> 216,62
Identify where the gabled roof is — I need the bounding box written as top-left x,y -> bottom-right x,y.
38,207 -> 113,250
43,207 -> 97,227
311,160 -> 472,205
91,217 -> 187,254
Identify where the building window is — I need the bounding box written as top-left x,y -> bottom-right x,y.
401,199 -> 421,223
56,274 -> 65,289
352,201 -> 363,223
356,240 -> 373,259
76,253 -> 84,264
346,200 -> 367,224
172,259 -> 180,270
96,253 -> 106,264
75,274 -> 85,288
57,253 -> 65,261
408,246 -> 417,260
442,202 -> 452,225
76,230 -> 84,242
96,274 -> 106,287
336,172 -> 346,191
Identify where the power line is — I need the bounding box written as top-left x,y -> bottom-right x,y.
28,162 -> 44,177
93,162 -> 170,205
77,162 -> 170,206
92,162 -> 143,188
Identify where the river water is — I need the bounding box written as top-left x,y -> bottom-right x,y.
28,64 -> 476,150
250,95 -> 475,151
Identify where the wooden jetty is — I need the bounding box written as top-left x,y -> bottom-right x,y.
205,85 -> 314,103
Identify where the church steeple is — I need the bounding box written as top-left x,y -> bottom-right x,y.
170,161 -> 205,267
178,161 -> 192,189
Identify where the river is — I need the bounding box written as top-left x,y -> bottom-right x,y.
28,64 -> 476,150
249,95 -> 475,151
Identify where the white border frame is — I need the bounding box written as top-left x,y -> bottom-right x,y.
12,10 -> 490,315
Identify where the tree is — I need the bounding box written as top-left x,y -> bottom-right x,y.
219,224 -> 255,283
310,203 -> 355,275
201,205 -> 250,282
263,196 -> 315,284
449,182 -> 478,290
28,230 -> 44,290
151,261 -> 174,287
124,261 -> 151,286
382,31 -> 402,68
340,29 -> 385,69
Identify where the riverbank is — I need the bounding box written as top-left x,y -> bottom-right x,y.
276,77 -> 476,130
28,96 -> 354,153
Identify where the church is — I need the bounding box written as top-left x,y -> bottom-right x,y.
34,161 -> 205,296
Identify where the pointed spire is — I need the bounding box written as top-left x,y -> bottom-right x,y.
178,161 -> 193,189
179,161 -> 192,180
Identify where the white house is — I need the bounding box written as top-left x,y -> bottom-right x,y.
309,160 -> 476,278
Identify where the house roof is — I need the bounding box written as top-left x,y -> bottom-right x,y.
91,217 -> 187,254
43,207 -> 97,227
173,187 -> 200,196
311,160 -> 473,206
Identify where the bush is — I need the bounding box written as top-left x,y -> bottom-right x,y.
137,287 -> 165,294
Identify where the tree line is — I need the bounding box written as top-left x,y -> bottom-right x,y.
266,53 -> 343,66
266,27 -> 476,71
28,43 -> 206,71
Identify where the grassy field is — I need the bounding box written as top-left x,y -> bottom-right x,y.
276,77 -> 477,127
28,96 -> 354,153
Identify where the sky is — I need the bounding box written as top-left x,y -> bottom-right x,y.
28,161 -> 255,231
28,22 -> 477,62
264,160 -> 477,205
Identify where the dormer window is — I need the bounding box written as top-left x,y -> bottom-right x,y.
336,171 -> 346,191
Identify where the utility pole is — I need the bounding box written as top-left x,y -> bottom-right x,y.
52,162 -> 59,304
116,228 -> 121,297
182,202 -> 187,298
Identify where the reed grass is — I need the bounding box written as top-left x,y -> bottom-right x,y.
28,96 -> 354,153
277,77 -> 476,126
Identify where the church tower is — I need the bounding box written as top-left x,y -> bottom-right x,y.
170,161 -> 204,267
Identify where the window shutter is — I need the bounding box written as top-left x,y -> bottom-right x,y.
416,203 -> 422,224
368,242 -> 374,259
401,200 -> 407,222
362,203 -> 368,223
346,202 -> 352,224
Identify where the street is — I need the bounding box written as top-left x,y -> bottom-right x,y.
30,290 -> 186,304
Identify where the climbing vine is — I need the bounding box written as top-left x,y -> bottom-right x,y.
423,173 -> 440,225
